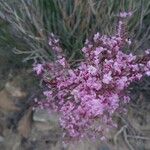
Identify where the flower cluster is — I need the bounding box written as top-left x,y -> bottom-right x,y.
34,14 -> 150,141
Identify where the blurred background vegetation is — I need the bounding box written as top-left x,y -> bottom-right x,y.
0,0 -> 150,64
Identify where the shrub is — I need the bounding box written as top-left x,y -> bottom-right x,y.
34,13 -> 150,141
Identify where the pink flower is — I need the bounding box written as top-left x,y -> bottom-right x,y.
102,72 -> 112,84
43,91 -> 52,97
114,62 -> 121,73
82,47 -> 87,53
125,38 -> 132,45
94,47 -> 104,55
87,65 -> 97,75
116,76 -> 128,90
93,32 -> 100,41
119,11 -> 132,18
146,71 -> 150,76
147,61 -> 150,68
145,49 -> 150,54
89,99 -> 104,116
136,73 -> 143,80
57,57 -> 66,67
33,64 -> 43,75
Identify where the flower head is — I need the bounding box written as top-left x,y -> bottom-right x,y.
34,13 -> 150,142
33,64 -> 43,75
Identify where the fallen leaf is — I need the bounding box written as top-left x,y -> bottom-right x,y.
0,90 -> 20,111
17,107 -> 32,138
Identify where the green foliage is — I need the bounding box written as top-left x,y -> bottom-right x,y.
0,0 -> 150,62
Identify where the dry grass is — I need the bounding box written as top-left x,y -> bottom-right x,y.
0,0 -> 150,63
